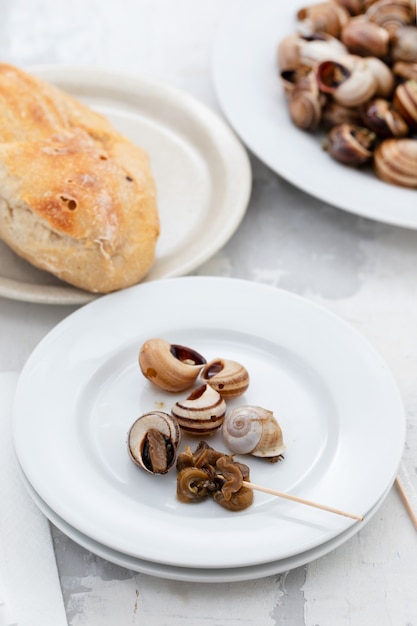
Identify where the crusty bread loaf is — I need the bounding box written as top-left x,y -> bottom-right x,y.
0,63 -> 159,293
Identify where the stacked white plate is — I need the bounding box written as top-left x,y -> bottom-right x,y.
12,277 -> 405,582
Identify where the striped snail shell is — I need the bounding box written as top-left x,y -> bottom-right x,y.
201,358 -> 249,399
171,384 -> 226,436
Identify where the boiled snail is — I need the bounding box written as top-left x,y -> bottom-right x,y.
374,137 -> 417,187
278,0 -> 417,188
127,411 -> 181,474
201,358 -> 250,399
176,441 -> 254,512
138,338 -> 206,392
326,122 -> 376,164
222,406 -> 286,462
171,383 -> 227,436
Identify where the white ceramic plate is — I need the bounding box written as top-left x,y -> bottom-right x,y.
212,0 -> 417,229
18,463 -> 392,583
13,277 -> 405,568
0,67 -> 251,305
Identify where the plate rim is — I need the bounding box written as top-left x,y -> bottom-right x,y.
211,0 -> 417,230
12,276 -> 406,568
18,459 -> 393,583
0,65 -> 251,305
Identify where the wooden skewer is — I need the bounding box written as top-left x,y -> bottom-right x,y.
395,476 -> 417,531
242,481 -> 364,521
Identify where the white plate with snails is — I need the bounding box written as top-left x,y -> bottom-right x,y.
12,276 -> 405,569
212,0 -> 417,229
17,461 -> 391,582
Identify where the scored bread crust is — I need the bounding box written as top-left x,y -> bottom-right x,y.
0,63 -> 160,293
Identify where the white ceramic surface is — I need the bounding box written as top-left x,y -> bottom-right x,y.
18,463 -> 392,583
212,0 -> 417,229
12,277 -> 405,568
0,67 -> 251,305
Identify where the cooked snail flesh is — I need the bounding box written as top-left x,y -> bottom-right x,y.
175,442 -> 254,512
128,411 -> 181,474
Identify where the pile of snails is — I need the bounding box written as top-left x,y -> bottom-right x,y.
277,0 -> 417,187
127,338 -> 286,512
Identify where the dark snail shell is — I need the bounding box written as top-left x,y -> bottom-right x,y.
361,97 -> 409,136
326,123 -> 377,165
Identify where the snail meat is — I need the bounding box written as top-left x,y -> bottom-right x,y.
176,466 -> 216,503
222,406 -> 286,462
175,442 -> 254,512
128,411 -> 181,474
139,338 -> 206,392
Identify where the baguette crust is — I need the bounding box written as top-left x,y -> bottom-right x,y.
0,63 -> 159,293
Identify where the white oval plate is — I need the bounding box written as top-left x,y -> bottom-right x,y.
13,277 -> 405,568
0,67 -> 251,305
19,463 -> 391,583
212,0 -> 417,229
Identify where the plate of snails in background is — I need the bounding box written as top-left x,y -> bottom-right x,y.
212,0 -> 417,229
12,276 -> 405,570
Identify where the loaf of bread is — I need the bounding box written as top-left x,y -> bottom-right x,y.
0,63 -> 160,293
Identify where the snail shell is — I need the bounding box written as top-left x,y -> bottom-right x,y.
326,123 -> 376,165
127,411 -> 181,474
321,101 -> 363,129
393,60 -> 417,82
365,56 -> 395,98
287,67 -> 324,131
296,2 -> 350,38
374,138 -> 417,187
317,56 -> 378,107
201,358 -> 250,399
222,406 -> 286,460
171,384 -> 227,436
139,338 -> 206,392
341,16 -> 390,57
361,98 -> 409,137
393,79 -> 417,129
391,25 -> 417,63
366,0 -> 415,40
